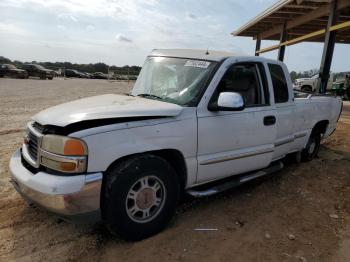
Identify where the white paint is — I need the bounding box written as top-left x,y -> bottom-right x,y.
11,50 -> 343,210
33,94 -> 183,126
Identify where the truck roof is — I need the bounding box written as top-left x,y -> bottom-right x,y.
150,49 -> 238,62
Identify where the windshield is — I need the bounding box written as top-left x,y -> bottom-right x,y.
131,57 -> 217,106
35,65 -> 46,70
5,64 -> 16,69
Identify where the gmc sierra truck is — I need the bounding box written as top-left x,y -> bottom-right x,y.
9,49 -> 342,240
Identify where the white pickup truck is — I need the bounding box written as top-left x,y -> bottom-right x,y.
293,73 -> 334,92
10,49 -> 342,240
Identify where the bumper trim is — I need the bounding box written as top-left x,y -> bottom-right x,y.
9,149 -> 102,221
85,173 -> 103,184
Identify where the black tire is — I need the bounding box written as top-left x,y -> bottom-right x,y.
283,151 -> 301,165
301,85 -> 313,93
301,134 -> 321,162
102,154 -> 180,241
48,77 -> 53,80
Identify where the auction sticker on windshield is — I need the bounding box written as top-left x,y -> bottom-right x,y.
184,60 -> 211,68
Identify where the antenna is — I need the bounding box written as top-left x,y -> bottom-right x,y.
205,48 -> 210,55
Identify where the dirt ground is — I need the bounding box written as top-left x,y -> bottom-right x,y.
1,78 -> 350,262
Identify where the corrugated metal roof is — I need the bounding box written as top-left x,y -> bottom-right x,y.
232,0 -> 350,43
233,0 -> 293,36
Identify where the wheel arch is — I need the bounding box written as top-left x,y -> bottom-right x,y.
311,120 -> 329,137
301,85 -> 313,91
104,149 -> 188,191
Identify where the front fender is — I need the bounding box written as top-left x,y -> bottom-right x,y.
81,112 -> 198,185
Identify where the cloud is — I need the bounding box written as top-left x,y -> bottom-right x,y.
57,13 -> 78,22
86,25 -> 95,31
1,0 -> 159,19
186,13 -> 197,20
0,22 -> 29,36
2,0 -> 349,72
69,15 -> 78,22
115,34 -> 132,43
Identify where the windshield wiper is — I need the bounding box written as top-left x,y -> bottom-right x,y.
136,93 -> 163,100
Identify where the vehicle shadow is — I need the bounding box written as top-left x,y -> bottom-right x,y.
8,148 -> 340,261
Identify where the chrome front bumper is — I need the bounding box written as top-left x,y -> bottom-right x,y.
9,149 -> 102,222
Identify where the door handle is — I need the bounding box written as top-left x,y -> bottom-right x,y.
264,115 -> 276,126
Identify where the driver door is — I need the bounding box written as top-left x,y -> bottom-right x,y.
196,61 -> 277,183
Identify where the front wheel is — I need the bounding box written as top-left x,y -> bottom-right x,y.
102,155 -> 179,241
301,86 -> 313,93
301,134 -> 321,162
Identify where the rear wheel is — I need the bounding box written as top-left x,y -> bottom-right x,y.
301,134 -> 320,162
102,155 -> 180,241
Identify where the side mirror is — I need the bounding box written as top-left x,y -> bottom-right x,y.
217,92 -> 245,111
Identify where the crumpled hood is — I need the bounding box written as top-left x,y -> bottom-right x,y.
33,94 -> 183,127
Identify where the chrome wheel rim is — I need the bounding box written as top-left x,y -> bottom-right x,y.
125,176 -> 166,223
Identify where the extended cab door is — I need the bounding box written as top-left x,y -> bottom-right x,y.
266,63 -> 297,160
196,58 -> 277,183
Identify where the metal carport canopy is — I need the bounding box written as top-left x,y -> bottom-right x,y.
231,0 -> 350,93
232,0 -> 350,53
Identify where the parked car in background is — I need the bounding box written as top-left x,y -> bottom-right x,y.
22,64 -> 55,80
92,72 -> 108,79
83,72 -> 93,78
0,64 -> 28,79
117,75 -> 129,80
53,70 -> 62,77
331,73 -> 350,100
293,73 -> 334,92
128,75 -> 138,80
65,69 -> 85,78
9,49 -> 343,241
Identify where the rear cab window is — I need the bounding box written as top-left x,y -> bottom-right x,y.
268,64 -> 289,103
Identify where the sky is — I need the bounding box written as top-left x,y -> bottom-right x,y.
0,0 -> 349,72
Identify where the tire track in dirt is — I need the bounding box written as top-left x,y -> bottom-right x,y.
0,129 -> 24,136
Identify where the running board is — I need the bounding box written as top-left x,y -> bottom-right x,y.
187,161 -> 283,198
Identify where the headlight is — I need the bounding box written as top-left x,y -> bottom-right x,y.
41,135 -> 88,156
40,135 -> 88,173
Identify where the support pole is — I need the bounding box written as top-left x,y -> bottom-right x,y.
278,22 -> 287,61
255,36 -> 261,56
318,0 -> 338,94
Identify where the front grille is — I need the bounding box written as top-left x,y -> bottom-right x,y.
21,152 -> 39,174
27,130 -> 39,161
